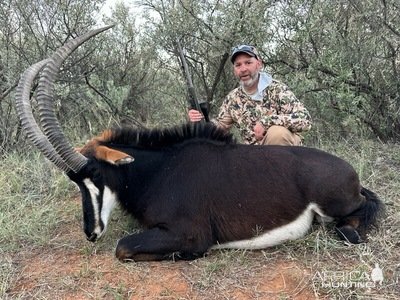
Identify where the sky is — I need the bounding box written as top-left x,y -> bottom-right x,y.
100,0 -> 138,16
97,0 -> 144,25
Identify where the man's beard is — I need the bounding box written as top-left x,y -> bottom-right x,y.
239,72 -> 259,90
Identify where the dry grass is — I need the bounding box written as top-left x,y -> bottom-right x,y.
1,138 -> 399,299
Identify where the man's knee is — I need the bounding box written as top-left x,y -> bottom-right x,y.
262,125 -> 302,146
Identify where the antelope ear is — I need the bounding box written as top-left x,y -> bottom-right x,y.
95,145 -> 134,165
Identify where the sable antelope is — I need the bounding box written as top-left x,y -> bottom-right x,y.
15,26 -> 384,261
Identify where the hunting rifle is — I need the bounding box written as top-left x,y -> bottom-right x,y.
175,39 -> 209,122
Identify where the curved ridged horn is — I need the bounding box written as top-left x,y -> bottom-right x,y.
15,59 -> 71,172
37,25 -> 114,173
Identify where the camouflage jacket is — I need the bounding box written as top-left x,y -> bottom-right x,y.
213,76 -> 312,144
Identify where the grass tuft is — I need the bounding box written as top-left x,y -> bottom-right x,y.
0,151 -> 77,296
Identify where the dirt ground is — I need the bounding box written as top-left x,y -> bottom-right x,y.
9,249 -> 315,299
7,218 -> 317,299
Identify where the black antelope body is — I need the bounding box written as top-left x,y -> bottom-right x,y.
15,26 -> 384,261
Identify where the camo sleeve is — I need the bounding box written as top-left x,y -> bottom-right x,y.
259,82 -> 312,133
211,94 -> 235,131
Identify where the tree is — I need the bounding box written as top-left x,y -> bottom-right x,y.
0,0 -> 106,152
267,0 -> 400,140
2,0 -> 399,154
137,0 -> 275,114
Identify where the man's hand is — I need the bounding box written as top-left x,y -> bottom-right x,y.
188,109 -> 204,122
253,122 -> 266,140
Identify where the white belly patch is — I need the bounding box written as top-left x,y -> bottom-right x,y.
211,203 -> 327,250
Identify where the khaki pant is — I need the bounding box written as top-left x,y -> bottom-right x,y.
260,125 -> 302,146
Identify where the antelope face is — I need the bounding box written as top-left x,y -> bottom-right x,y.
71,144 -> 134,242
69,164 -> 117,242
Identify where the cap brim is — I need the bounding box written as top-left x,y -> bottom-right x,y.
231,51 -> 257,63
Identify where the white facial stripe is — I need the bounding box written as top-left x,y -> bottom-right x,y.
82,179 -> 117,239
100,186 -> 117,233
212,203 -> 327,250
83,178 -> 101,235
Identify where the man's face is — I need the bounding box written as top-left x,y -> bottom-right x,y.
233,54 -> 262,90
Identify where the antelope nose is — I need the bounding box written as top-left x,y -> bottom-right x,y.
87,233 -> 97,242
